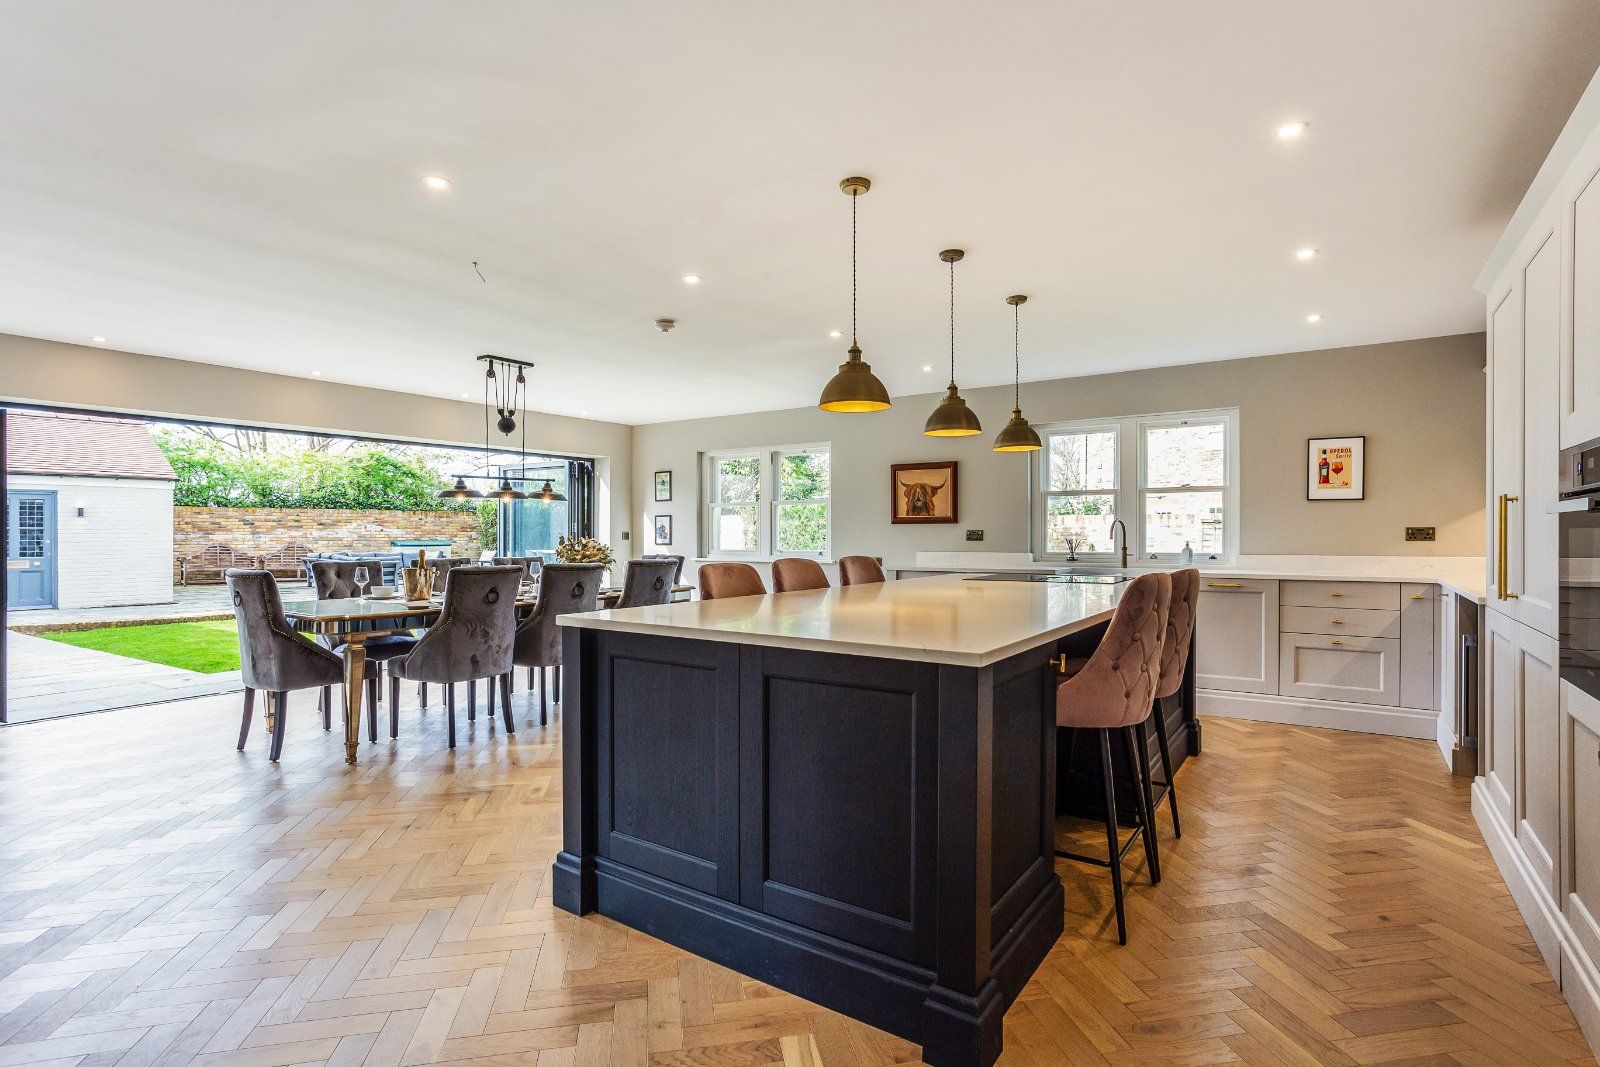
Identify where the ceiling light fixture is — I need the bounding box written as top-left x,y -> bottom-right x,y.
423,175 -> 453,191
993,295 -> 1042,453
1277,120 -> 1309,140
1295,247 -> 1318,261
90,336 -> 106,344
1305,312 -> 1323,323
682,274 -> 701,285
829,330 -> 843,339
311,370 -> 322,377
819,176 -> 891,413
924,249 -> 981,437
439,354 -> 538,502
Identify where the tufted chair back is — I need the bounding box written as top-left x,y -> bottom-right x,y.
493,556 -> 544,582
513,563 -> 605,669
227,569 -> 343,693
1056,572 -> 1171,729
771,557 -> 830,593
641,553 -> 686,583
1155,568 -> 1200,699
838,555 -> 886,586
311,558 -> 390,600
392,566 -> 521,684
616,558 -> 678,609
699,562 -> 767,601
423,556 -> 472,581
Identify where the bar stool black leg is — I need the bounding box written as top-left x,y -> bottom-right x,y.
1129,722 -> 1161,885
1151,698 -> 1181,838
1097,728 -> 1127,944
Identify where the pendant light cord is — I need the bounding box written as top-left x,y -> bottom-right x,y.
851,191 -> 858,347
948,258 -> 956,386
1013,301 -> 1021,407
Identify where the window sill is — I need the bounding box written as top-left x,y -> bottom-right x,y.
696,556 -> 836,565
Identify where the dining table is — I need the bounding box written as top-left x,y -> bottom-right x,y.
284,580 -> 693,763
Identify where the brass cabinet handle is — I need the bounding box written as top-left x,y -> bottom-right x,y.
1331,619 -> 1345,625
1207,581 -> 1244,589
1330,592 -> 1344,597
1498,493 -> 1519,600
1411,593 -> 1425,600
1332,639 -> 1345,646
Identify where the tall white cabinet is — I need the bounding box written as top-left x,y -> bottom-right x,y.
1478,67 -> 1600,1053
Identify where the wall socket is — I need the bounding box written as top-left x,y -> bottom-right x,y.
1405,526 -> 1436,542
966,529 -> 984,542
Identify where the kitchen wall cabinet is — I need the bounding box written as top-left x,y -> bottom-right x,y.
1561,116 -> 1600,448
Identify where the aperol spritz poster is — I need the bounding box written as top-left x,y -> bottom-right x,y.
1307,436 -> 1365,500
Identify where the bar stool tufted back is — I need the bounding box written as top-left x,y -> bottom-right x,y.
699,562 -> 767,601
771,557 -> 830,593
1154,567 -> 1199,700
1055,571 -> 1170,729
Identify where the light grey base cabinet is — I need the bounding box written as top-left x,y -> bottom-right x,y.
1196,577 -> 1443,740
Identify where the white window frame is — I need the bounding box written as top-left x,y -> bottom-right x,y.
702,443 -> 832,559
1032,408 -> 1239,564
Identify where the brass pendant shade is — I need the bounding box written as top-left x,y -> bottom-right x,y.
818,176 -> 892,413
993,294 -> 1042,452
924,248 -> 980,437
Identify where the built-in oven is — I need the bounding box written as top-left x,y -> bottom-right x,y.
1556,436 -> 1600,702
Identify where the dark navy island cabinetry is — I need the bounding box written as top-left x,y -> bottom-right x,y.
551,574 -> 1193,1067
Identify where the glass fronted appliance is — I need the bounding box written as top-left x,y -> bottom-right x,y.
1556,436 -> 1600,702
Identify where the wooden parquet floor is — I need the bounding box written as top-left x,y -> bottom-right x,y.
0,687 -> 1591,1066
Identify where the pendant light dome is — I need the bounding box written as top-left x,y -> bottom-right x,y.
439,476 -> 483,501
924,249 -> 982,437
993,294 -> 1043,452
819,177 -> 891,413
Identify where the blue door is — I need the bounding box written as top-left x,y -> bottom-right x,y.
6,491 -> 56,610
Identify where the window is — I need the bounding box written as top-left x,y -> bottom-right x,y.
1034,409 -> 1237,562
704,444 -> 830,557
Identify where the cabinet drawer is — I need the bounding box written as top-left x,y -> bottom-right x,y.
1278,633 -> 1400,706
1280,605 -> 1400,639
1280,580 -> 1400,610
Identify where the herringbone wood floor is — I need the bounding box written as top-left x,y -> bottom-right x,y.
0,685 -> 1590,1066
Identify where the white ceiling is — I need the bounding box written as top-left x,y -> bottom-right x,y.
1,2 -> 1596,425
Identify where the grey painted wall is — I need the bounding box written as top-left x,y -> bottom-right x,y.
0,334 -> 637,551
633,333 -> 1486,571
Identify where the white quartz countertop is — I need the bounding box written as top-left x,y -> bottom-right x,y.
559,573 -> 1121,667
884,553 -> 1488,604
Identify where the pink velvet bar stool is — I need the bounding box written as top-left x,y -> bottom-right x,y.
1053,570 -> 1170,944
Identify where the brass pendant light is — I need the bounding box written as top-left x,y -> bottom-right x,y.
924,248 -> 982,436
993,294 -> 1043,452
818,176 -> 891,412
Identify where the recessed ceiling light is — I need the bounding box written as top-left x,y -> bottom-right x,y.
580,410 -> 589,417
460,392 -> 470,398
1305,312 -> 1323,323
1295,247 -> 1318,261
1277,121 -> 1309,140
89,336 -> 106,344
922,364 -> 934,372
423,175 -> 453,191
681,274 -> 701,285
311,370 -> 322,377
829,330 -> 843,339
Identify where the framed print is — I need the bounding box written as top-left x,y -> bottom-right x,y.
1307,436 -> 1364,500
891,461 -> 958,524
653,470 -> 672,502
653,514 -> 673,545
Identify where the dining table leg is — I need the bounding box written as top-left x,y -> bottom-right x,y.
342,638 -> 368,765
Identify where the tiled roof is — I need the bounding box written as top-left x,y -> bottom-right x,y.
5,412 -> 176,480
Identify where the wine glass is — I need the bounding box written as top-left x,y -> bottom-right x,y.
353,565 -> 370,599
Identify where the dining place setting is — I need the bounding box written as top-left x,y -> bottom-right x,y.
226,545 -> 688,763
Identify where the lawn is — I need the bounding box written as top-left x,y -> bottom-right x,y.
41,618 -> 241,673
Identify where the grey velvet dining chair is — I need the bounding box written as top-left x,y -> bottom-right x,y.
390,566 -> 523,748
616,557 -> 679,609
493,556 -> 544,582
513,563 -> 605,725
227,569 -> 344,762
309,558 -> 418,740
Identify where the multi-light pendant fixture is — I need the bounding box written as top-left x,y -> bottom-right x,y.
814,174 -> 1042,455
923,249 -> 982,437
438,354 -> 567,503
818,177 -> 891,412
993,295 -> 1042,452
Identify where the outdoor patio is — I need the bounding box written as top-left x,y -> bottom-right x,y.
4,630 -> 244,722
6,579 -> 319,631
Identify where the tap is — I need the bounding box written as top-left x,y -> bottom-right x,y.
1110,518 -> 1128,569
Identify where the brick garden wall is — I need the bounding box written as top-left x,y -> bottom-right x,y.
173,506 -> 483,568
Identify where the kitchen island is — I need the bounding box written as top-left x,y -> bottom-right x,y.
552,574 -> 1175,1067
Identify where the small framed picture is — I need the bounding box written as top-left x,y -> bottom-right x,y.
654,471 -> 672,502
1307,436 -> 1365,500
653,514 -> 673,546
891,461 -> 958,524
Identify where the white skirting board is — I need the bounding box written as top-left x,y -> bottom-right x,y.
1195,690 -> 1437,739
1472,778 -> 1600,1061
